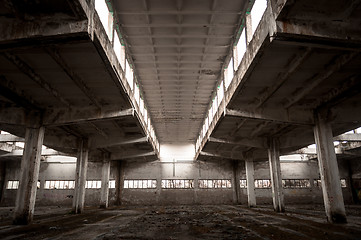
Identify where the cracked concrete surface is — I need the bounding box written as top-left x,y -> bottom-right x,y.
1,205 -> 361,239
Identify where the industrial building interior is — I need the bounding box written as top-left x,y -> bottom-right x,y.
1,0 -> 361,239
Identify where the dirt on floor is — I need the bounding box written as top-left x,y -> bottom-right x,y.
0,204 -> 361,240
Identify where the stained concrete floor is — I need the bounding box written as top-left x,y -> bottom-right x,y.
1,205 -> 361,240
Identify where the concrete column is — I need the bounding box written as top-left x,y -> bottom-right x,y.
100,154 -> 111,208
268,138 -> 285,212
314,112 -> 346,223
245,159 -> 257,207
72,140 -> 82,212
232,160 -> 241,204
116,161 -> 125,205
72,139 -> 89,214
13,127 -> 44,225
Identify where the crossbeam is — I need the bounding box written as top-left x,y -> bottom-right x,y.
43,108 -> 134,126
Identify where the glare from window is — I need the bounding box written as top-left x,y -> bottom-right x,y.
160,144 -> 195,161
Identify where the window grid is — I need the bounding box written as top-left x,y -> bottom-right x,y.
240,179 -> 247,188
282,179 -> 311,189
86,180 -> 102,189
6,180 -> 19,189
124,179 -> 157,189
45,180 -> 75,189
255,179 -> 271,189
161,179 -> 194,189
198,179 -> 232,189
314,179 -> 347,188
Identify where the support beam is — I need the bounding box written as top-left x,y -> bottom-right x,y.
0,149 -> 70,158
0,134 -> 24,142
90,136 -> 148,149
313,112 -> 347,223
284,52 -> 357,108
254,48 -> 312,108
100,154 -> 110,208
13,127 -> 44,225
0,20 -> 88,49
0,76 -> 40,109
268,138 -> 285,212
275,20 -> 361,50
46,48 -> 102,109
208,137 -> 267,149
110,151 -> 155,161
226,108 -> 314,125
43,108 -> 134,126
334,133 -> 361,141
72,139 -> 88,214
245,158 -> 256,208
3,53 -> 70,107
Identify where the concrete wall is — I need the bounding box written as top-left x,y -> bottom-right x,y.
0,160 -> 117,207
0,157 -> 355,207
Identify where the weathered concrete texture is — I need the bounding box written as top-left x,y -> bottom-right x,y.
1,205 -> 361,240
245,159 -> 256,207
314,113 -> 347,223
268,138 -> 285,212
13,127 -> 44,225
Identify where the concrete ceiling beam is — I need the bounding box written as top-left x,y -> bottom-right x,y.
45,47 -> 102,109
0,20 -> 88,49
208,137 -> 267,149
0,134 -> 24,142
284,52 -> 358,108
0,149 -> 72,158
110,151 -> 155,160
334,133 -> 361,142
90,136 -> 148,149
43,107 -> 134,127
225,108 -> 314,125
3,52 -> 71,107
0,76 -> 40,110
275,20 -> 361,49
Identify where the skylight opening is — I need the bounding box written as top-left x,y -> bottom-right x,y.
250,0 -> 268,40
234,29 -> 246,70
225,58 -> 234,89
125,59 -> 134,90
95,0 -> 113,40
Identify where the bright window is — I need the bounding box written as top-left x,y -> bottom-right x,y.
109,180 -> 116,189
6,180 -> 19,189
124,180 -> 157,189
225,58 -> 234,89
95,0 -> 113,40
114,33 -> 126,71
250,0 -> 268,39
282,179 -> 310,189
125,59 -> 134,90
217,81 -> 224,106
86,180 -> 102,189
161,179 -> 194,189
45,180 -> 75,189
240,179 -> 247,188
199,179 -> 232,189
255,179 -> 271,188
235,29 -> 246,69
